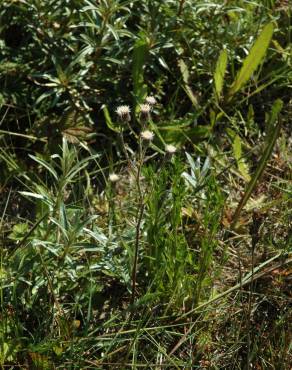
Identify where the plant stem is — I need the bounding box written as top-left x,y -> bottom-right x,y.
131,138 -> 147,304
177,0 -> 185,16
246,210 -> 262,369
131,203 -> 145,304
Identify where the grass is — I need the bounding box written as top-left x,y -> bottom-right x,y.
0,0 -> 291,368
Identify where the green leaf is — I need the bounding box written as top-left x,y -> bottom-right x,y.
8,223 -> 29,241
29,352 -> 52,370
247,104 -> 254,123
103,105 -> 120,132
132,36 -> 148,102
231,99 -> 283,229
232,134 -> 251,182
158,124 -> 211,145
228,23 -> 274,99
214,49 -> 228,99
65,153 -> 100,184
178,59 -> 199,109
266,98 -> 283,137
29,155 -> 58,181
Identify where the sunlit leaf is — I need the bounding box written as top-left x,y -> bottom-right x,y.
132,36 -> 148,102
178,59 -> 199,109
232,134 -> 251,182
228,23 -> 274,99
214,49 -> 228,99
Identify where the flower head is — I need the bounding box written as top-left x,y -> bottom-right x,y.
115,105 -> 131,122
109,173 -> 120,183
145,96 -> 157,106
165,144 -> 177,154
141,130 -> 154,141
139,103 -> 151,122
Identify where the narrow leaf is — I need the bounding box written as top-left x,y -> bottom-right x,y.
28,155 -> 58,180
214,49 -> 228,99
103,105 -> 120,132
228,23 -> 274,99
132,37 -> 148,102
232,134 -> 251,181
178,59 -> 199,109
231,99 -> 282,229
266,98 -> 283,137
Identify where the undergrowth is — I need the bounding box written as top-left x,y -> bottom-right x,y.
0,0 -> 291,369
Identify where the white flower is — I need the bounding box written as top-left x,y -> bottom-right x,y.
165,144 -> 177,154
115,105 -> 131,122
139,103 -> 151,121
141,130 -> 154,141
145,96 -> 157,106
109,173 -> 120,183
140,103 -> 151,114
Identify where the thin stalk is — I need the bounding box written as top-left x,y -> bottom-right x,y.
246,242 -> 255,370
231,103 -> 282,230
108,182 -> 117,238
246,211 -> 262,369
37,247 -> 67,337
119,131 -> 132,168
131,137 -> 147,304
131,203 -> 145,304
0,188 -> 11,367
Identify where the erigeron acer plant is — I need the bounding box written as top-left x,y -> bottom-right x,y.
1,1 -> 290,367
114,96 -> 180,302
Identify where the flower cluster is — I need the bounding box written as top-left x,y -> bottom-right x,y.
111,95 -> 177,182
115,95 -> 157,124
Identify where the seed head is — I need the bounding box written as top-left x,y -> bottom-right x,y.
145,96 -> 157,106
115,105 -> 131,122
165,144 -> 177,154
141,130 -> 154,141
109,173 -> 120,183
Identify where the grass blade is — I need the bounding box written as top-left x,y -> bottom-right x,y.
231,99 -> 283,229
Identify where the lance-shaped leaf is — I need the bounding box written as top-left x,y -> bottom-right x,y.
214,49 -> 228,99
178,59 -> 199,109
232,134 -> 251,182
132,36 -> 148,103
228,23 -> 274,100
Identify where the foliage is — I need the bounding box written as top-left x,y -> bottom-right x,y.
0,0 -> 291,368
